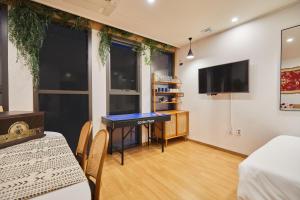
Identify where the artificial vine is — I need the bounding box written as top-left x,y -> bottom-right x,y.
8,1 -> 48,86
1,0 -> 174,84
97,25 -> 134,65
142,38 -> 173,65
98,26 -> 111,66
97,25 -> 174,66
2,0 -> 89,86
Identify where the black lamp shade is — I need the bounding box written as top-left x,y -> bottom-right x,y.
187,48 -> 194,59
186,37 -> 194,59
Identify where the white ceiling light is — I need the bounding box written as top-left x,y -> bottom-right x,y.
286,38 -> 294,43
231,17 -> 239,23
147,0 -> 155,4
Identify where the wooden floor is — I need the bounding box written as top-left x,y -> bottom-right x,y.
100,140 -> 244,200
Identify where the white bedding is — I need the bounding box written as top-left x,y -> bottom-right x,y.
238,135 -> 300,200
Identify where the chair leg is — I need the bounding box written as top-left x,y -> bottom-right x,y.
147,123 -> 150,147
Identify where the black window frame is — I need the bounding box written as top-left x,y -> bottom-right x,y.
33,23 -> 92,119
106,38 -> 141,114
0,4 -> 8,111
107,38 -> 142,150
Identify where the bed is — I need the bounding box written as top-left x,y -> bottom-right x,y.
238,135 -> 300,200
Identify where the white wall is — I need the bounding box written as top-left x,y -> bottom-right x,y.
7,29 -> 151,140
91,29 -> 107,134
140,46 -> 152,141
8,38 -> 33,111
176,3 -> 300,155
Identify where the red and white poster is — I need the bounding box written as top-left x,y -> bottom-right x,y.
281,66 -> 300,94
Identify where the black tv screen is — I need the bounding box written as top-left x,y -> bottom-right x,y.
198,60 -> 249,94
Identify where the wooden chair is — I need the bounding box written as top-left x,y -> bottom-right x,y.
0,106 -> 3,112
85,129 -> 109,200
76,121 -> 93,171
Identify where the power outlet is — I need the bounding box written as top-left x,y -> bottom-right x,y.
230,129 -> 241,136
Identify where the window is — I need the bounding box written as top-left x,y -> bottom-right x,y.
108,40 -> 141,149
39,94 -> 89,150
36,23 -> 91,152
151,51 -> 175,111
39,24 -> 88,91
0,4 -> 8,111
108,40 -> 140,109
151,51 -> 174,77
110,42 -> 138,91
109,95 -> 140,115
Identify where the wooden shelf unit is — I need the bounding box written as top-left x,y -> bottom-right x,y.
152,74 -> 189,146
152,76 -> 184,111
153,81 -> 182,85
155,92 -> 184,95
154,101 -> 182,104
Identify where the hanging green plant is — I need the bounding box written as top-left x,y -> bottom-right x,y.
72,16 -> 89,30
141,38 -> 173,65
8,1 -> 49,86
143,38 -> 160,65
132,43 -> 149,64
97,25 -> 134,65
98,26 -> 112,66
4,0 -> 174,81
4,0 -> 90,86
109,26 -> 133,38
49,9 -> 89,30
97,25 -> 174,66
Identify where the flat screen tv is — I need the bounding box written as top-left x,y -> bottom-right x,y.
198,60 -> 249,94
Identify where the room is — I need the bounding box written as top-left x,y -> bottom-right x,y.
0,0 -> 300,199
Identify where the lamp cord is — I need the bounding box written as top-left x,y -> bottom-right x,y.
229,93 -> 232,133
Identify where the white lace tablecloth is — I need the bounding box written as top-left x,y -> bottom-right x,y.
0,131 -> 91,200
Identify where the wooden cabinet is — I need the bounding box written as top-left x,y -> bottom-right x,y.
176,111 -> 189,136
154,110 -> 189,146
164,114 -> 177,138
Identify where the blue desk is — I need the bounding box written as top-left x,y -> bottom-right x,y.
102,112 -> 171,165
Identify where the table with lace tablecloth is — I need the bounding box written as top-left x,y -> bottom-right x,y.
0,131 -> 91,200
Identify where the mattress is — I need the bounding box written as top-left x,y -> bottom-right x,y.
238,135 -> 300,200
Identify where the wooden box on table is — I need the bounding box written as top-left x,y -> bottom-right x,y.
0,112 -> 45,149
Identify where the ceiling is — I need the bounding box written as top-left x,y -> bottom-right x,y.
33,0 -> 299,47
